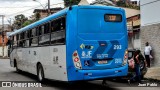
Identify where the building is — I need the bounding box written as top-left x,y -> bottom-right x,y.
0,24 -> 12,45
140,0 -> 160,67
127,14 -> 140,49
79,0 -> 115,6
0,24 -> 12,32
130,0 -> 140,6
33,7 -> 63,19
122,8 -> 140,49
0,24 -> 11,57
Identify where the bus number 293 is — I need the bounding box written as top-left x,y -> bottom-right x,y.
114,45 -> 122,50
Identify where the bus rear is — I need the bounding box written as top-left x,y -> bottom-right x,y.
66,6 -> 128,81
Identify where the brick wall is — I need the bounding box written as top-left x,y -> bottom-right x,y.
0,35 -> 8,46
141,23 -> 160,67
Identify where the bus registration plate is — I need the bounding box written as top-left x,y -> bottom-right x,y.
98,60 -> 107,64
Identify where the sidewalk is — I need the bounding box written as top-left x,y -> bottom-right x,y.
144,67 -> 160,80
0,56 -> 9,59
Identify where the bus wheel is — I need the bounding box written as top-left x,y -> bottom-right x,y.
37,64 -> 45,82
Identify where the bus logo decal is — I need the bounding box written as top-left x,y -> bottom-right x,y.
81,51 -> 92,58
80,44 -> 85,49
80,44 -> 94,50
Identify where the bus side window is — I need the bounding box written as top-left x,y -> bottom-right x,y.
30,28 -> 38,46
18,32 -> 25,47
39,23 -> 50,45
39,26 -> 42,35
25,31 -> 29,39
14,34 -> 18,47
12,35 -> 17,48
61,17 -> 66,30
32,28 -> 36,37
44,23 -> 50,34
51,21 -> 55,32
24,31 -> 30,47
51,16 -> 66,45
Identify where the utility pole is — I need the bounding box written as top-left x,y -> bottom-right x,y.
48,0 -> 51,15
0,15 -> 4,57
131,20 -> 134,49
33,0 -> 51,15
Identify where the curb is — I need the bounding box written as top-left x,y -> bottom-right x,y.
144,78 -> 160,83
0,57 -> 10,59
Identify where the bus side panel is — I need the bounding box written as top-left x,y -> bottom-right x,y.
10,49 -> 17,67
39,46 -> 68,81
10,48 -> 26,71
24,47 -> 39,75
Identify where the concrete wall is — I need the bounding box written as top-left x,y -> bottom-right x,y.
141,24 -> 160,67
134,39 -> 141,49
140,0 -> 160,67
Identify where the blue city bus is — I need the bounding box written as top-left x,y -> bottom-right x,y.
9,5 -> 128,82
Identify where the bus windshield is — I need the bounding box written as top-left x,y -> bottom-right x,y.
78,9 -> 124,34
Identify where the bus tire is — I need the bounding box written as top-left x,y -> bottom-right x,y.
14,60 -> 20,73
37,64 -> 45,82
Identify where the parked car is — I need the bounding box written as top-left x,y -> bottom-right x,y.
128,49 -> 148,79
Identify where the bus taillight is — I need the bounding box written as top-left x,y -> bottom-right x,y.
122,50 -> 128,65
72,51 -> 82,69
73,53 -> 77,57
74,57 -> 79,62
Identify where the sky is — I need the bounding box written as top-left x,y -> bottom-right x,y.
0,0 -> 64,24
0,0 -> 139,24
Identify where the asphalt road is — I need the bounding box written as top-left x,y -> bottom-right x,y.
0,59 -> 159,90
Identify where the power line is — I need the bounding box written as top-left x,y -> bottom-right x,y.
6,2 -> 64,17
0,2 -> 48,8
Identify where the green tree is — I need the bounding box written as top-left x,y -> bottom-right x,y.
13,14 -> 28,29
116,1 -> 140,10
64,0 -> 81,7
116,1 -> 125,7
22,20 -> 33,27
35,12 -> 40,21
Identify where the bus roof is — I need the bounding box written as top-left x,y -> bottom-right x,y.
9,5 -> 124,37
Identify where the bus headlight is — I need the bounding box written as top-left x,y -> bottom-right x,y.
122,50 -> 128,66
72,51 -> 82,69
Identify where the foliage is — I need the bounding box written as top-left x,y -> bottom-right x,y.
22,20 -> 33,27
35,12 -> 40,21
116,1 -> 140,10
64,0 -> 81,7
13,13 -> 41,30
13,14 -> 28,29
